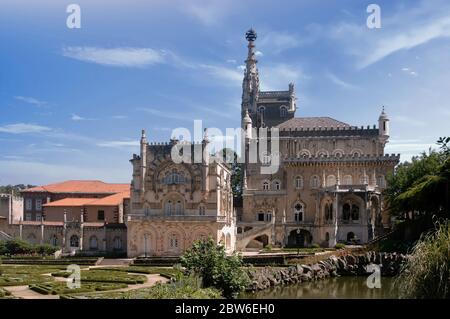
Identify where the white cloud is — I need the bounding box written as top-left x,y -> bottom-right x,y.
97,140 -> 139,148
0,123 -> 51,134
260,64 -> 305,91
226,59 -> 236,64
62,47 -> 167,67
199,64 -> 243,86
259,31 -> 300,54
183,0 -> 232,26
137,107 -> 190,121
255,50 -> 263,57
325,72 -> 358,90
14,96 -> 47,107
392,115 -> 426,127
111,115 -> 128,119
71,113 -> 95,121
358,15 -> 450,68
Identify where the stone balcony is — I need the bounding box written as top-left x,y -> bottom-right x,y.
127,212 -> 229,223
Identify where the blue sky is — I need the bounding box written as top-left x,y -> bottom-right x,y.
1,0 -> 449,185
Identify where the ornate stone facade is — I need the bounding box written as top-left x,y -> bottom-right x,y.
237,29 -> 399,249
126,134 -> 235,257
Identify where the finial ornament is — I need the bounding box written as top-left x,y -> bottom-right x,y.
245,28 -> 257,42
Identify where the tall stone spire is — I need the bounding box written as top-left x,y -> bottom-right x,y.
241,28 -> 260,127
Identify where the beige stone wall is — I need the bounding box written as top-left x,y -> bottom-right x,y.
127,220 -> 231,257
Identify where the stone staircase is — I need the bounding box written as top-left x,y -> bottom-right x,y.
236,223 -> 273,250
0,230 -> 12,241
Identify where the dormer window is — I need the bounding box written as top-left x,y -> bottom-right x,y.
280,106 -> 287,118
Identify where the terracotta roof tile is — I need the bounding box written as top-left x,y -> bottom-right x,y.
42,198 -> 98,207
22,180 -> 129,194
85,191 -> 130,206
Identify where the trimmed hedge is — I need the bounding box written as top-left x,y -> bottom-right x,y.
0,239 -> 57,256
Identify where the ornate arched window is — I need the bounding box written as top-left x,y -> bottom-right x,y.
165,170 -> 185,185
377,175 -> 386,188
326,175 -> 336,187
257,106 -> 266,118
113,236 -> 122,250
325,203 -> 333,221
89,236 -> 98,250
261,151 -> 271,165
351,204 -> 360,220
272,180 -> 281,191
294,176 -> 304,189
70,235 -> 79,248
310,175 -> 320,188
343,203 -> 351,220
198,205 -> 206,216
294,203 -> 304,222
165,200 -> 172,215
343,175 -> 353,185
169,234 -> 179,249
360,174 -> 369,185
175,200 -> 183,215
280,106 -> 287,118
262,180 -> 270,190
325,232 -> 330,241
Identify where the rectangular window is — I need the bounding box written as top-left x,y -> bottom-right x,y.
25,213 -> 32,221
35,199 -> 42,211
97,210 -> 105,221
25,198 -> 32,211
266,213 -> 272,222
36,213 -> 42,221
257,213 -> 265,221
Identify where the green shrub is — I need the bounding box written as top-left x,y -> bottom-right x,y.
334,243 -> 345,249
311,243 -> 320,249
180,238 -> 249,299
264,244 -> 272,251
0,239 -> 57,256
397,221 -> 450,299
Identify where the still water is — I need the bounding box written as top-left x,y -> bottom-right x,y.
240,276 -> 400,299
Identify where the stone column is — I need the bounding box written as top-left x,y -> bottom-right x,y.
19,217 -> 23,239
62,210 -> 67,251
40,217 -> 44,245
79,210 -> 84,251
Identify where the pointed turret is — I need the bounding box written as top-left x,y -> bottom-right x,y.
378,106 -> 390,137
241,28 -> 260,127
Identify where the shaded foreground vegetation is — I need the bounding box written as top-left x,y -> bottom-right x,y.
397,221 -> 450,299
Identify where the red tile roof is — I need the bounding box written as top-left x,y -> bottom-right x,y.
22,180 -> 129,194
42,190 -> 130,207
42,198 -> 98,207
85,191 -> 130,206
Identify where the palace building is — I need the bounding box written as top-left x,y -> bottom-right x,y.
236,29 -> 399,249
0,29 -> 399,257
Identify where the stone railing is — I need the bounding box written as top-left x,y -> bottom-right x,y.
127,213 -> 228,222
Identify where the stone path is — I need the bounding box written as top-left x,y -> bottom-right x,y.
4,285 -> 59,299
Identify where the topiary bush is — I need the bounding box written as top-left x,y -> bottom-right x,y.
334,243 -> 345,249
